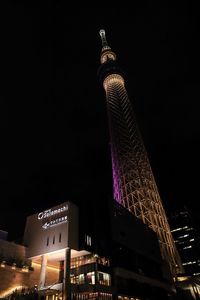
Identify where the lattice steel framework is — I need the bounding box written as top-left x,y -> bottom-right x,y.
98,29 -> 183,277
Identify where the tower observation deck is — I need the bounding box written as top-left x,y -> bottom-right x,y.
98,29 -> 183,277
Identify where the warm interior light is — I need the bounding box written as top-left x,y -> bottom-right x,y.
0,286 -> 26,298
32,262 -> 59,272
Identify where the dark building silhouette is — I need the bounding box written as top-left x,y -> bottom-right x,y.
168,207 -> 200,299
169,207 -> 200,277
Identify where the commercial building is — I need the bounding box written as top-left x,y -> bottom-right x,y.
0,200 -> 176,300
170,207 -> 200,277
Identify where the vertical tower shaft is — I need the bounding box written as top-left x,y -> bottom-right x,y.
98,29 -> 182,276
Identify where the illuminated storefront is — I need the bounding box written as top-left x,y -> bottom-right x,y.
22,202 -> 113,300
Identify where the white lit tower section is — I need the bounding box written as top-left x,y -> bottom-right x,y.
98,29 -> 183,276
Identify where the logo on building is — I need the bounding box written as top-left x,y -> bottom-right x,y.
42,215 -> 68,229
38,205 -> 68,220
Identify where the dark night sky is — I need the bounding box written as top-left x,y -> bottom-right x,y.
1,2 -> 200,240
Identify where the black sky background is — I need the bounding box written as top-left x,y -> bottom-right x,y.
1,2 -> 200,240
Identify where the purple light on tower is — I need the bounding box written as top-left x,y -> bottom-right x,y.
110,143 -> 122,203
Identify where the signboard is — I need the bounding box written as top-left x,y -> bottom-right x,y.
37,204 -> 68,229
23,202 -> 79,258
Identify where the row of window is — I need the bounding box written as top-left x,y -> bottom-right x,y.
71,271 -> 111,286
46,233 -> 62,246
171,226 -> 188,232
71,254 -> 110,269
182,261 -> 197,266
45,233 -> 92,247
71,292 -> 112,300
118,297 -> 140,300
85,234 -> 92,246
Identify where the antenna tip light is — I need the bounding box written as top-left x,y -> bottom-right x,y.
99,29 -> 106,37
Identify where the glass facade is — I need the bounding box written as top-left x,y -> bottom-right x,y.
169,208 -> 200,276
70,253 -> 112,299
71,292 -> 112,300
71,254 -> 110,269
70,254 -> 111,286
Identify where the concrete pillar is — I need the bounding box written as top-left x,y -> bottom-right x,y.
39,254 -> 48,289
59,260 -> 64,283
63,247 -> 71,300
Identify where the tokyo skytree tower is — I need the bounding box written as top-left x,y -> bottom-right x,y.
98,29 -> 182,276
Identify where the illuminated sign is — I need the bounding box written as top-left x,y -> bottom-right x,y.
42,215 -> 68,229
38,205 -> 68,220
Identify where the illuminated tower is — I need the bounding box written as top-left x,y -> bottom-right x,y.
98,29 -> 182,276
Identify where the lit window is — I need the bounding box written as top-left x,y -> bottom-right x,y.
0,261 -> 6,268
85,234 -> 92,246
22,266 -> 29,272
171,226 -> 188,232
183,245 -> 192,250
97,272 -> 111,286
178,234 -> 189,239
182,261 -> 196,265
171,227 -> 182,232
186,228 -> 194,231
86,272 -> 95,284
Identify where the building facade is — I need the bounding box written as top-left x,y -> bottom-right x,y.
170,207 -> 200,277
168,207 -> 200,299
0,200 -> 177,300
